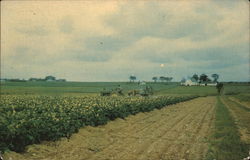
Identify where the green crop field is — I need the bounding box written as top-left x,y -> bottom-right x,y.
0,81 -> 169,95
0,81 -> 221,96
1,81 -> 250,159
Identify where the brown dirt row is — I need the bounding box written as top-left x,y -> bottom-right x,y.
228,97 -> 250,109
4,97 -> 216,160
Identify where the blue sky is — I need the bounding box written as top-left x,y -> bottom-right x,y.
1,0 -> 249,82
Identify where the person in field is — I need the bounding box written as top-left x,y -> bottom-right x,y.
216,82 -> 224,95
116,85 -> 123,95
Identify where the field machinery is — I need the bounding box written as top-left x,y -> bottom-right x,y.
128,85 -> 153,96
100,86 -> 124,96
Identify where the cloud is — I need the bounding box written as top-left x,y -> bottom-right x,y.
1,0 -> 249,81
105,1 -> 225,40
84,35 -> 134,52
62,49 -> 113,62
182,44 -> 249,66
16,25 -> 50,36
58,16 -> 74,34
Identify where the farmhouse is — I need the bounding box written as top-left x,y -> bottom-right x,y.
181,77 -> 217,86
181,78 -> 198,86
200,82 -> 217,86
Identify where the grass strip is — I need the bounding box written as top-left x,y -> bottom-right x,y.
206,96 -> 249,160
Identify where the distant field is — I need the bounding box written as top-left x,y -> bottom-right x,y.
1,81 -> 249,96
1,81 -> 172,95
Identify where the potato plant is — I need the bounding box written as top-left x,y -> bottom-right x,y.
0,95 -> 198,152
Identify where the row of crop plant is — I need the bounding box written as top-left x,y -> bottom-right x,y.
0,95 -> 198,152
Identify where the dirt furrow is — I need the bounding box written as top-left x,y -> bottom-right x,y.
137,97 -> 215,160
88,99 -> 205,160
85,100 -> 199,160
229,97 -> 250,109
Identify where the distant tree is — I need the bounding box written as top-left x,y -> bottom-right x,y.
192,74 -> 199,82
129,75 -> 136,83
199,74 -> 209,82
165,77 -> 173,82
152,77 -> 158,83
29,78 -> 37,81
168,77 -> 173,82
164,77 -> 168,82
159,76 -> 173,83
45,76 -> 56,81
211,74 -> 219,82
159,76 -> 166,82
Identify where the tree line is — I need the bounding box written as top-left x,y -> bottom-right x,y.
129,73 -> 219,83
182,73 -> 219,83
129,75 -> 173,83
152,76 -> 173,83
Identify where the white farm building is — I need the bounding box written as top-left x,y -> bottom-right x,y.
181,78 -> 198,86
181,77 -> 217,86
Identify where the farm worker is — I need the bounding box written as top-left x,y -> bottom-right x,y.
117,85 -> 123,94
216,83 -> 224,95
116,85 -> 123,95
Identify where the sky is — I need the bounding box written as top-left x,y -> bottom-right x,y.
1,0 -> 249,82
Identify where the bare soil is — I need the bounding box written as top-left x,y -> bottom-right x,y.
4,97 -> 216,160
228,97 -> 250,109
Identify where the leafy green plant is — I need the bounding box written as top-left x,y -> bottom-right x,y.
0,95 -> 198,152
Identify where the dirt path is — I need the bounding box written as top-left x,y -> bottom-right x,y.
4,97 -> 216,160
